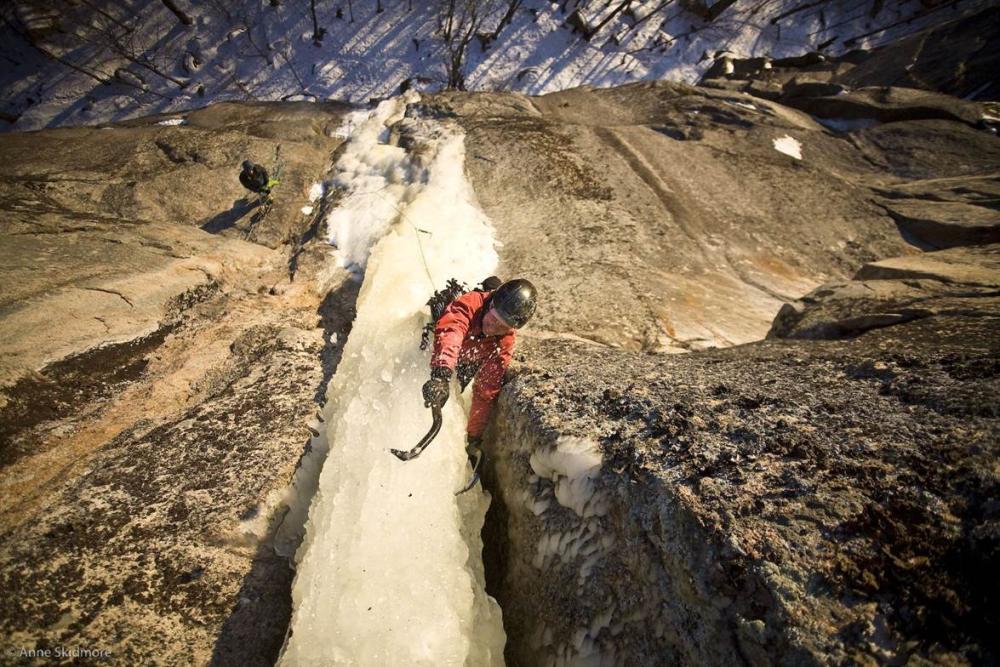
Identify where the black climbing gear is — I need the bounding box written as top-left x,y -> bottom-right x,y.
455,445 -> 485,495
419,276 -> 504,351
420,278 -> 470,351
390,407 -> 442,461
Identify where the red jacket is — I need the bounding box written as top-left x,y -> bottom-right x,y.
431,290 -> 515,438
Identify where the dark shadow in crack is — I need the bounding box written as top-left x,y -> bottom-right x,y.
314,277 -> 361,405
208,537 -> 295,667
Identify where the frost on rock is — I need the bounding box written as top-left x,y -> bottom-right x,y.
307,182 -> 325,202
530,436 -> 607,519
772,134 -> 803,160
519,434 -> 622,665
280,95 -> 505,666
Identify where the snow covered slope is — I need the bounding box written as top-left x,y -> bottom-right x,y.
1,0 -> 988,132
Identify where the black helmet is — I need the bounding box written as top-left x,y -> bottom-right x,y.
491,279 -> 537,328
241,160 -> 253,171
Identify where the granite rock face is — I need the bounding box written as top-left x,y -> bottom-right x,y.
485,310 -> 998,665
699,6 -> 1000,103
768,245 -> 1000,340
0,103 -> 355,664
1,31 -> 999,667
430,38 -> 1000,666
427,82 -> 914,353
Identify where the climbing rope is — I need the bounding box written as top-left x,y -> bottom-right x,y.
345,185 -> 437,290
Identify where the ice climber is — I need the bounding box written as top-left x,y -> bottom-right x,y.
239,160 -> 276,195
421,278 -> 538,474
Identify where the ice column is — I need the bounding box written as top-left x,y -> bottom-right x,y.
281,97 -> 506,666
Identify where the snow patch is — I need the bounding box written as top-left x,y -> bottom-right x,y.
773,135 -> 802,160
307,182 -> 325,201
156,117 -> 185,126
300,205 -> 314,215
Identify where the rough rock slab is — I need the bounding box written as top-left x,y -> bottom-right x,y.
781,86 -> 987,126
432,82 -> 911,352
767,278 -> 999,340
486,305 -> 999,665
768,245 -> 1000,339
834,6 -> 1000,100
845,120 -> 1000,180
0,100 -> 348,249
881,200 -> 1000,249
0,102 -> 356,664
874,173 -> 1000,207
0,215 -> 271,391
700,8 -> 1000,103
855,244 -> 1000,286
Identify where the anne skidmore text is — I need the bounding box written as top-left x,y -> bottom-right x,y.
7,646 -> 112,660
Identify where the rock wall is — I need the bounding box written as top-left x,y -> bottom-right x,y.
0,103 -> 357,664
485,310 -> 998,664
425,78 -> 995,354
447,29 -> 1000,667
1,31 -> 998,664
700,6 -> 1000,103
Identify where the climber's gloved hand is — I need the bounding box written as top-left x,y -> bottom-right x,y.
422,367 -> 452,409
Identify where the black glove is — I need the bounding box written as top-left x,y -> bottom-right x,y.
422,367 -> 451,409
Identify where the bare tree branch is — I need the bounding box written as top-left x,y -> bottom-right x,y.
588,0 -> 632,38
2,12 -> 169,100
310,0 -> 326,42
440,0 -> 492,90
769,0 -> 828,25
488,0 -> 522,42
160,0 -> 194,26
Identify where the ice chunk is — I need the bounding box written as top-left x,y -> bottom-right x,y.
530,436 -> 603,517
815,117 -> 880,132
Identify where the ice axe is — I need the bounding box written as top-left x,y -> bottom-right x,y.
389,406 -> 485,495
390,407 -> 442,461
455,448 -> 485,496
